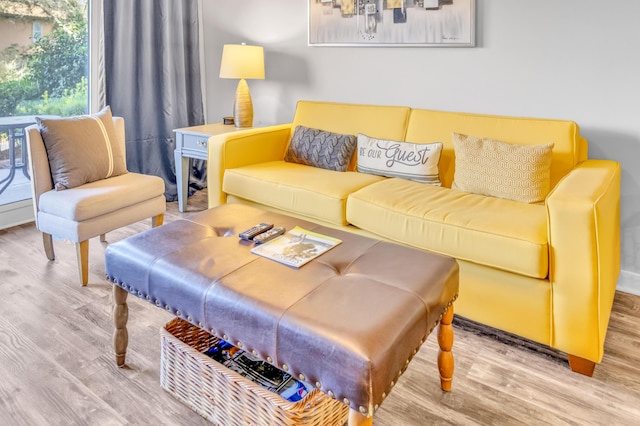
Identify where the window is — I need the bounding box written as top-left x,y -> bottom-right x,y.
0,1 -> 92,229
32,21 -> 43,43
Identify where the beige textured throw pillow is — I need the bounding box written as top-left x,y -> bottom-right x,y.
357,134 -> 442,185
37,106 -> 127,190
452,133 -> 554,203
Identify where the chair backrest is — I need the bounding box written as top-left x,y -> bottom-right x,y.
25,116 -> 126,225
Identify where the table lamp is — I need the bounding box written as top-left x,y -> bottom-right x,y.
219,43 -> 265,128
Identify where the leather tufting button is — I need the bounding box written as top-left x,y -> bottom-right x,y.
176,310 -> 182,317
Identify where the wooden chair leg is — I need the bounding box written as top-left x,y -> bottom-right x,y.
568,354 -> 596,377
42,233 -> 55,260
152,213 -> 164,228
75,240 -> 89,286
438,303 -> 455,391
100,234 -> 106,243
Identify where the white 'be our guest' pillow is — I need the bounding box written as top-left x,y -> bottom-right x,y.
356,133 -> 442,185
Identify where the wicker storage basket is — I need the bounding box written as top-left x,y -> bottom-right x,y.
160,318 -> 349,426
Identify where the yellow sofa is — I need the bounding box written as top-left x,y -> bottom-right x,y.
207,100 -> 621,376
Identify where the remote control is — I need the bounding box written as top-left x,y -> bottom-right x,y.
253,227 -> 286,244
239,223 -> 273,241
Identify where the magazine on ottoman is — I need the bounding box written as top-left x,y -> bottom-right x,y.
250,226 -> 342,268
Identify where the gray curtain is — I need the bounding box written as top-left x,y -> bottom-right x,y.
103,0 -> 205,202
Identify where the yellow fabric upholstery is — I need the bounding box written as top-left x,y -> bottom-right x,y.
207,100 -> 621,369
291,100 -> 411,143
223,161 -> 385,226
404,109 -> 588,189
347,178 -> 548,278
454,260 -> 552,345
290,100 -> 411,171
546,160 -> 621,362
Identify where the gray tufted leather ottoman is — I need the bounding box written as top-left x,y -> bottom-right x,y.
105,203 -> 459,425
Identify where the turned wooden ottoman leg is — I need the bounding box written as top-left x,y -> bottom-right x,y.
348,408 -> 373,426
438,304 -> 455,391
113,285 -> 129,367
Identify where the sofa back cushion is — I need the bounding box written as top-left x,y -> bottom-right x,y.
405,109 -> 588,189
291,101 -> 411,171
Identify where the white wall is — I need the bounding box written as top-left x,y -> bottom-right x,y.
202,0 -> 640,294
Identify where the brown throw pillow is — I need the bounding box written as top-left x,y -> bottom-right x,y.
37,106 -> 127,190
452,133 -> 554,203
284,125 -> 357,172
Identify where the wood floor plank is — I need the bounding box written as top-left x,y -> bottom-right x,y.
1,190 -> 639,425
0,315 -> 128,425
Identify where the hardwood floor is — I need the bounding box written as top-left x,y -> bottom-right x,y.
1,190 -> 639,425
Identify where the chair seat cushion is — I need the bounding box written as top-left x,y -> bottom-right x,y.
223,161 -> 386,226
347,178 -> 549,278
38,172 -> 165,222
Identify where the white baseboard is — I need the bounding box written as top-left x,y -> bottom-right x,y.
617,270 -> 640,296
0,200 -> 34,230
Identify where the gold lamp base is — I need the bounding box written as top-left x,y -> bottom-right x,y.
233,78 -> 253,128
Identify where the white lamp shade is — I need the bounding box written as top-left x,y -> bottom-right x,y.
219,44 -> 265,80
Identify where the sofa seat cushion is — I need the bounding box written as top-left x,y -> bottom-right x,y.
223,161 -> 386,226
38,172 -> 165,222
346,178 -> 549,278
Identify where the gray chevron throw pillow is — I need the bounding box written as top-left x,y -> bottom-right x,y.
284,125 -> 357,172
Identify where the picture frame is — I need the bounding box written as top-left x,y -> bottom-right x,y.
308,0 -> 476,47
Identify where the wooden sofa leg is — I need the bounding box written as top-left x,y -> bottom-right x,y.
76,240 -> 89,286
152,213 -> 164,228
100,233 -> 106,243
567,354 -> 596,377
42,233 -> 55,260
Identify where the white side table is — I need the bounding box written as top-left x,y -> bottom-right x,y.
173,123 -> 252,212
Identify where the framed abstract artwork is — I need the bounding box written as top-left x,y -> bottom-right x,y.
309,0 -> 476,47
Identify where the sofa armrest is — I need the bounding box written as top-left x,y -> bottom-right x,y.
546,159 -> 621,363
207,124 -> 292,207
